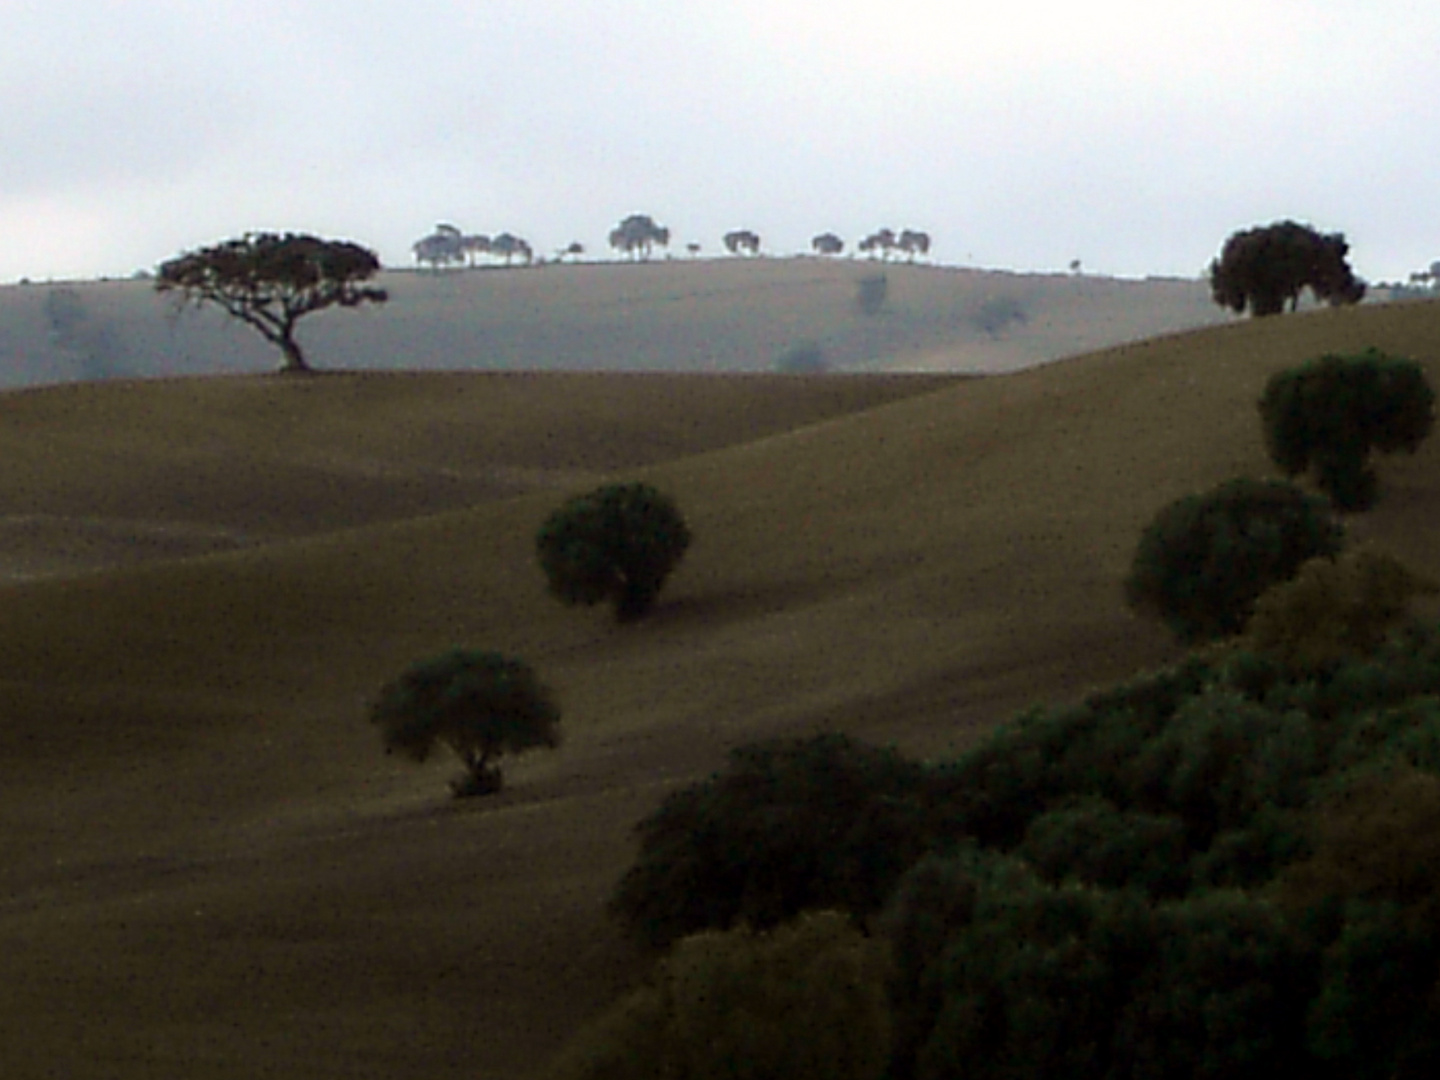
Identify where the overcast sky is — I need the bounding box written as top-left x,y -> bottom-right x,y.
3,1 -> 1438,284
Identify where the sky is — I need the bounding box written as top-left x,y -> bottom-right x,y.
3,0 -> 1439,285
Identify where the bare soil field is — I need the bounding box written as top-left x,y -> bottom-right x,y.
1,297 -> 1438,1078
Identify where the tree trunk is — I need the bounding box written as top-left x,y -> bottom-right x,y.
278,335 -> 310,374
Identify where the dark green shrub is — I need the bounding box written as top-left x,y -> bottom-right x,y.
1019,798 -> 1191,897
537,482 -> 692,621
971,295 -> 1029,337
368,649 -> 561,797
1124,477 -> 1344,644
1113,890 -> 1313,1080
608,733 -> 933,950
544,910 -> 893,1080
1243,549 -> 1438,673
1258,348 -> 1435,511
884,853 -> 1312,1080
776,341 -> 830,373
854,273 -> 888,316
1303,900 -> 1440,1080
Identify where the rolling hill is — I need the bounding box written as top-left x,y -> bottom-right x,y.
0,258 -> 1233,386
0,296 -> 1438,1079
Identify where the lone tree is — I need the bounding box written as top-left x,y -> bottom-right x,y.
537,482 -> 692,621
723,229 -> 761,256
368,649 -> 561,797
609,214 -> 671,261
1209,220 -> 1366,317
811,232 -> 844,256
1258,348 -> 1435,511
898,229 -> 931,261
1125,477 -> 1344,644
156,232 -> 386,373
858,228 -> 898,260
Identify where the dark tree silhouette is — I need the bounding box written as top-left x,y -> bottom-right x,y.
490,232 -> 533,266
156,232 -> 386,373
898,229 -> 931,261
412,223 -> 465,271
1209,220 -> 1366,317
368,649 -> 561,797
460,233 -> 491,267
858,228 -> 898,260
609,214 -> 671,261
723,229 -> 761,256
811,232 -> 845,256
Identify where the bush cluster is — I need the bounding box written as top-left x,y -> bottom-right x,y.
594,615 -> 1440,1079
608,733 -> 935,951
1258,348 -> 1435,511
1124,477 -> 1343,644
545,911 -> 892,1080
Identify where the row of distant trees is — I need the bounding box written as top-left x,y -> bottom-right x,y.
411,223 -> 540,271
412,216 -> 934,270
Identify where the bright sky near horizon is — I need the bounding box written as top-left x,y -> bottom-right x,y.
2,1 -> 1438,284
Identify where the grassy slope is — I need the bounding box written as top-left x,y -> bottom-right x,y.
0,259 -> 1229,385
1,300 -> 1439,1078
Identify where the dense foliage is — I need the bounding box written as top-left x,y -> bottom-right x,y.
368,649 -> 561,796
537,482 -> 693,621
1208,220 -> 1366,317
1124,477 -> 1345,644
1258,348 -> 1435,511
608,733 -> 935,950
545,911 -> 892,1080
155,232 -> 386,372
1242,549 -> 1438,674
595,565 -> 1440,1079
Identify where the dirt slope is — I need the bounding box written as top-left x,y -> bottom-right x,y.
1,299 -> 1438,1079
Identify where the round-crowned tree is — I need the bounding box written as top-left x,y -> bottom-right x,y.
536,482 -> 692,621
1258,348 -> 1435,512
368,649 -> 561,797
1124,478 -> 1344,645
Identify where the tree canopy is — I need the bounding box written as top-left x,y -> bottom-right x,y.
608,214 -> 671,260
811,232 -> 845,256
368,649 -> 561,797
1258,348 -> 1435,511
723,229 -> 761,256
1209,220 -> 1366,317
156,232 -> 386,373
536,482 -> 692,621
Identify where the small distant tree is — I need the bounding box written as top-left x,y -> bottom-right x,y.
490,232 -> 532,266
1124,477 -> 1345,644
898,229 -> 931,261
1258,348 -> 1435,511
557,241 -> 584,262
723,229 -> 761,256
536,482 -> 692,621
460,233 -> 492,267
156,232 -> 387,373
812,232 -> 845,256
858,229 -> 898,260
1209,220 -> 1366,317
609,214 -> 671,261
412,223 -> 466,272
368,649 -> 561,797
685,242 -> 702,257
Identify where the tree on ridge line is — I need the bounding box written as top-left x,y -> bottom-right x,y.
155,231 -> 387,373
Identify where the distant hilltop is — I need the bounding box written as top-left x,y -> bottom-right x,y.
0,258 -> 1243,388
